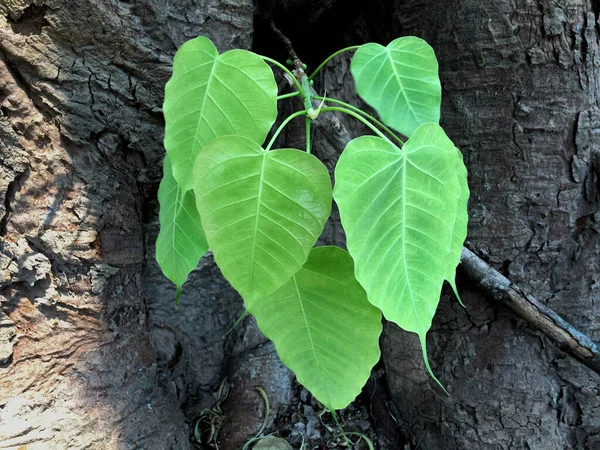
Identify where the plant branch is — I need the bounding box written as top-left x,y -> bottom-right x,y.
270,22 -> 307,81
313,114 -> 600,377
270,23 -> 313,112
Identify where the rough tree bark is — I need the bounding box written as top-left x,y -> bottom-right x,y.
0,1 -> 256,448
1,1 -> 598,449
373,1 -> 600,448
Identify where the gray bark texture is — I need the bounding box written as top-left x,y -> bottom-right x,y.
372,1 -> 600,449
0,0 -> 599,449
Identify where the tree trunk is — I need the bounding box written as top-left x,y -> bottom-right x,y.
0,1 -> 255,448
375,1 -> 600,448
1,1 -> 598,449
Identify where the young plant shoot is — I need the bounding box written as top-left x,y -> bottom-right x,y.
156,34 -> 469,411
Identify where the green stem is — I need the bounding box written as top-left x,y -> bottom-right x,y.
277,91 -> 300,100
330,410 -> 352,447
255,387 -> 270,437
301,75 -> 313,111
265,110 -> 308,151
313,96 -> 405,146
320,106 -> 391,142
342,432 -> 375,450
305,115 -> 311,154
259,55 -> 304,97
308,45 -> 361,80
241,387 -> 271,450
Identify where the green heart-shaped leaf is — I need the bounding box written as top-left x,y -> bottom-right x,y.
247,246 -> 382,410
333,123 -> 460,385
351,37 -> 441,137
156,156 -> 208,297
164,36 -> 277,191
194,136 -> 332,301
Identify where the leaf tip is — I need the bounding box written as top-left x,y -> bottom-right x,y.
449,279 -> 466,308
175,286 -> 182,310
419,333 -> 449,396
226,309 -> 249,335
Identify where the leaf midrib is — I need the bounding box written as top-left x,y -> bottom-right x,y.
385,47 -> 419,124
293,275 -> 329,406
401,154 -> 424,337
189,56 -> 218,171
249,152 -> 268,296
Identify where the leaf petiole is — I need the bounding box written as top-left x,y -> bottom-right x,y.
313,96 -> 405,146
265,110 -> 308,151
320,106 -> 397,146
260,55 -> 304,97
277,91 -> 300,100
305,115 -> 311,154
308,45 -> 361,80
